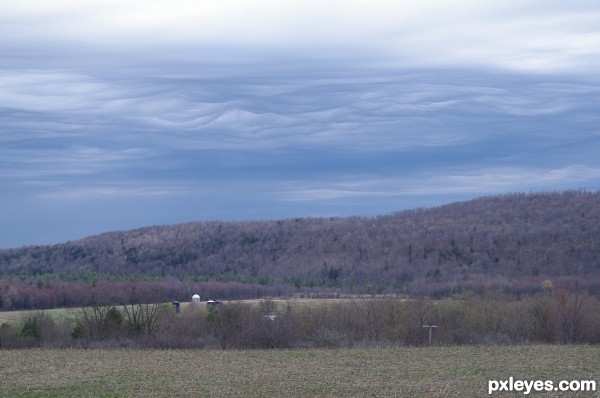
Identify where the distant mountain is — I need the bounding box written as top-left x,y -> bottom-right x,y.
1,191 -> 599,295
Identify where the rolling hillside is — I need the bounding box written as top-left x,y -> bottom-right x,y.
1,191 -> 599,298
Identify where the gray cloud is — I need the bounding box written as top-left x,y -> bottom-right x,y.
278,165 -> 600,202
2,68 -> 598,186
1,1 -> 599,247
2,1 -> 598,73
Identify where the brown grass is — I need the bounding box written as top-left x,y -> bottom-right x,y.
0,345 -> 598,397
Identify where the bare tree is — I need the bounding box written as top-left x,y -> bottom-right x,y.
119,284 -> 163,336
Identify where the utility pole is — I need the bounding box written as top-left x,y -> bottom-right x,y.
422,324 -> 437,344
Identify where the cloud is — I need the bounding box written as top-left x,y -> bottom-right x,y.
38,183 -> 192,200
279,165 -> 600,202
0,1 -> 598,247
1,1 -> 598,73
1,69 -> 597,190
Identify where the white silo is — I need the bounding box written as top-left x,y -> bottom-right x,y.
192,294 -> 201,308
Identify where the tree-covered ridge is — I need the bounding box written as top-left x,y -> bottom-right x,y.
1,191 -> 599,296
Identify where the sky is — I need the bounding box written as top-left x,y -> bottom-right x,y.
1,0 -> 599,248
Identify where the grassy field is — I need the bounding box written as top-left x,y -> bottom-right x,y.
0,297 -> 388,324
0,307 -> 81,325
0,345 -> 598,397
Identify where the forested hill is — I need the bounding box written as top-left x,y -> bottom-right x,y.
1,191 -> 600,295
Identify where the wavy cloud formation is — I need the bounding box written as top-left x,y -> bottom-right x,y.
0,1 -> 599,247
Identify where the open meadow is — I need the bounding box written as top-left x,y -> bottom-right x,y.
0,345 -> 599,397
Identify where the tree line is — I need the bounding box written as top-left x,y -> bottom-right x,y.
2,289 -> 599,349
0,278 -> 293,311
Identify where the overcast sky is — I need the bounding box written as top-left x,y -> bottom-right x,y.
1,0 -> 599,248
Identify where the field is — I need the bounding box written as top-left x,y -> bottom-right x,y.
1,345 -> 599,397
0,297 -> 382,324
0,307 -> 80,324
